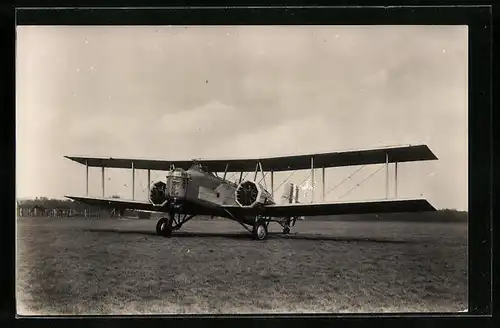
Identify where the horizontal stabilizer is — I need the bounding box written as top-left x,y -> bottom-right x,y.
222,198 -> 436,218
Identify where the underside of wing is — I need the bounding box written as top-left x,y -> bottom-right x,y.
65,195 -> 162,212
64,144 -> 437,173
64,156 -> 194,171
222,198 -> 436,218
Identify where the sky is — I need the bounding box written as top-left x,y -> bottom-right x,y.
16,25 -> 468,210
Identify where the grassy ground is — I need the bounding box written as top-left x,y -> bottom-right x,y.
16,216 -> 467,315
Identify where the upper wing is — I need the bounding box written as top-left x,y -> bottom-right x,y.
65,195 -> 160,212
64,144 -> 437,173
221,198 -> 436,218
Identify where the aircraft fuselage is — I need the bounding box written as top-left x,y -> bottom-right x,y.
149,164 -> 270,225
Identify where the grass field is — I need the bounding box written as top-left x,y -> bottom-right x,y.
16,216 -> 467,315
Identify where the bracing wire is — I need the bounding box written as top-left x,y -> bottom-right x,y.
275,172 -> 324,201
140,178 -> 149,192
325,165 -> 365,197
296,174 -> 315,204
226,172 -> 236,182
298,174 -> 313,187
338,164 -> 385,200
257,171 -> 268,185
273,170 -> 298,194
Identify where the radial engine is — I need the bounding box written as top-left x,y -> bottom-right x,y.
235,180 -> 274,208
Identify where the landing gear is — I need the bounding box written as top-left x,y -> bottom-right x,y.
278,217 -> 297,234
156,217 -> 173,237
212,210 -> 272,241
156,213 -> 196,237
252,219 -> 268,240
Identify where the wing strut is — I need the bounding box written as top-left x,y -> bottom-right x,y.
395,161 -> 398,197
310,156 -> 314,203
270,170 -> 274,198
85,160 -> 89,196
132,161 -> 135,200
101,166 -> 105,197
258,172 -> 268,186
322,167 -> 325,202
385,153 -> 389,199
258,162 -> 267,189
147,169 -> 151,196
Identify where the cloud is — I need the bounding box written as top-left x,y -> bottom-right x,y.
155,101 -> 236,135
16,26 -> 468,210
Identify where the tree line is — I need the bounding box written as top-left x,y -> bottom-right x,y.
17,197 -> 95,211
16,197 -> 153,218
308,208 -> 468,222
17,197 -> 467,222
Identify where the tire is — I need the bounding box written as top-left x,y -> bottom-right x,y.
252,221 -> 268,240
156,217 -> 173,237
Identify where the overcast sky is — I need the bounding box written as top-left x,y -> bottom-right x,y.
16,25 -> 468,210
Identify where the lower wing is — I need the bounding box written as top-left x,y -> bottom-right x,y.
65,195 -> 222,216
222,198 -> 436,218
66,196 -> 436,218
65,195 -> 161,212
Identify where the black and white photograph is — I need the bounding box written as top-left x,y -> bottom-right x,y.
16,24 -> 468,315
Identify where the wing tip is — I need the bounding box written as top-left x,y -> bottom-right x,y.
421,144 -> 439,161
64,156 -> 84,164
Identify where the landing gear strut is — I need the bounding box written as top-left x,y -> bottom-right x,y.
155,213 -> 196,237
279,217 -> 297,234
221,210 -> 271,241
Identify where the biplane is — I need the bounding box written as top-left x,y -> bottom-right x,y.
65,144 -> 438,240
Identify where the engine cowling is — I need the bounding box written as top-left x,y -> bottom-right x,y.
235,180 -> 274,208
149,180 -> 169,207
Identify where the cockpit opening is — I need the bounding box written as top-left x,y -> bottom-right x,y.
189,163 -> 215,177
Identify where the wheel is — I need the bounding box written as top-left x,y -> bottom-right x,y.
156,217 -> 173,237
283,227 -> 290,234
252,221 -> 268,240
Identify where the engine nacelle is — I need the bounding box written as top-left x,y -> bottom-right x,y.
149,180 -> 169,207
235,180 -> 274,208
